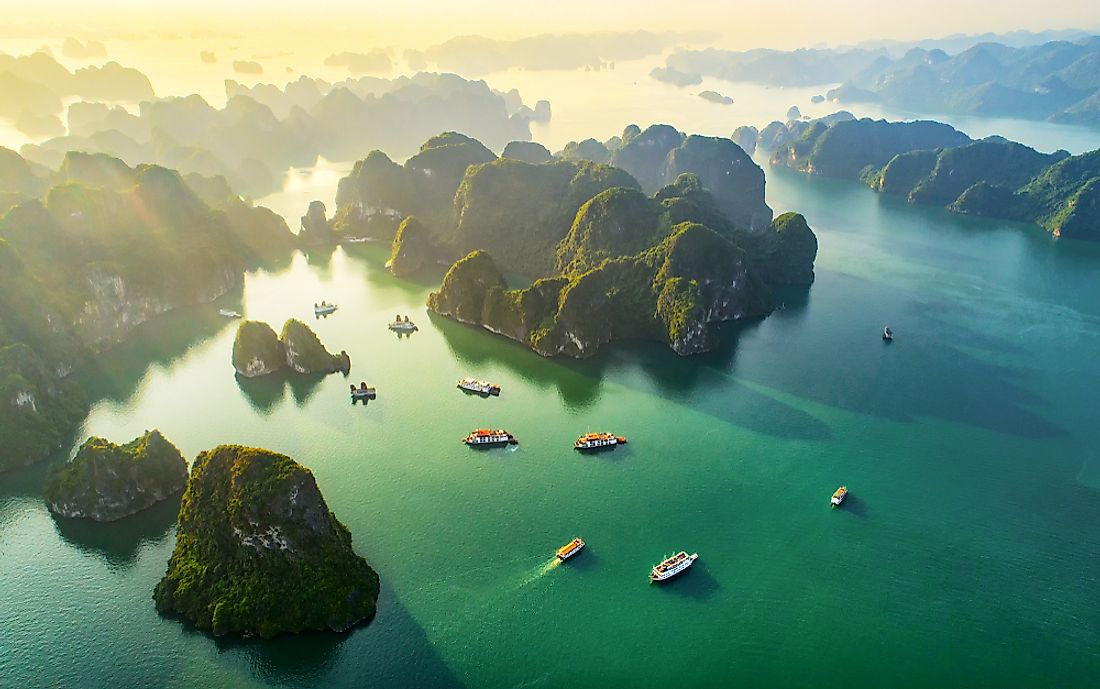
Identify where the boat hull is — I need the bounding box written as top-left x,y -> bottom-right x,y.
649,553 -> 698,583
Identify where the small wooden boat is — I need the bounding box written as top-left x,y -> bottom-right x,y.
832,486 -> 848,506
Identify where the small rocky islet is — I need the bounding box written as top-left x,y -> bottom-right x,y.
44,429 -> 188,522
153,445 -> 379,638
231,318 -> 350,378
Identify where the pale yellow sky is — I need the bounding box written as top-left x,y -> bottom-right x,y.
1,0 -> 1096,50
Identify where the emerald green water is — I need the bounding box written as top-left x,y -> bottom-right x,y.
4,164 -> 1100,688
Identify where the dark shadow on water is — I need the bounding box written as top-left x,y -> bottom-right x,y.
302,244 -> 337,275
235,370 -> 329,414
563,548 -> 601,573
836,493 -> 869,519
51,492 -> 180,568
653,559 -> 720,601
209,583 -> 465,688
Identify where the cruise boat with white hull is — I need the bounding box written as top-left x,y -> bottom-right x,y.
463,428 -> 518,447
350,382 -> 376,402
556,537 -> 585,561
458,378 -> 501,396
388,314 -> 418,333
574,432 -> 627,451
649,551 -> 698,583
314,302 -> 338,317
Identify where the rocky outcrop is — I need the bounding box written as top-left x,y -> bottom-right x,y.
232,321 -> 285,377
732,126 -> 758,156
501,141 -> 552,164
753,212 -> 819,285
386,216 -> 434,277
299,200 -> 334,244
154,445 -> 380,638
232,319 -> 349,377
664,135 -> 772,231
280,319 -> 350,375
44,430 -> 187,521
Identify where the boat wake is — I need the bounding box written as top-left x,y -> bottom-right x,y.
516,558 -> 562,588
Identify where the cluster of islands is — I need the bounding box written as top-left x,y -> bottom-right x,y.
4,28 -> 1100,640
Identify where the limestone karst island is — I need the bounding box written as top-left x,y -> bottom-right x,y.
3,2 -> 1100,687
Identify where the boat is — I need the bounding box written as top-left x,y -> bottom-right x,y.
574,432 -> 627,451
649,551 -> 698,583
219,309 -> 242,319
457,377 -> 501,396
556,537 -> 586,561
388,314 -> 418,333
831,486 -> 848,506
350,382 -> 377,402
883,326 -> 894,341
463,428 -> 518,447
314,302 -> 338,317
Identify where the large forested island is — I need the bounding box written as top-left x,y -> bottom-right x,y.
153,445 -> 379,638
327,127 -> 817,357
44,430 -> 187,522
757,115 -> 1100,241
0,149 -> 294,473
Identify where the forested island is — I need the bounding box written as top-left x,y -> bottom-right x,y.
756,114 -> 1100,241
327,127 -> 817,357
0,149 -> 294,473
45,430 -> 187,522
232,319 -> 351,378
154,445 -> 379,638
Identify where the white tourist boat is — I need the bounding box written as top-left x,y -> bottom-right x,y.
883,326 -> 894,341
350,382 -> 377,401
219,309 -> 242,319
463,428 -> 517,447
314,302 -> 338,317
458,377 -> 501,396
574,432 -> 627,451
388,315 -> 418,332
649,551 -> 698,583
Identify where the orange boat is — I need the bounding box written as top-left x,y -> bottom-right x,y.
574,432 -> 627,451
463,428 -> 517,446
556,537 -> 585,561
831,486 -> 848,506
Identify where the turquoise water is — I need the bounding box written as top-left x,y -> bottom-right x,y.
3,162 -> 1100,688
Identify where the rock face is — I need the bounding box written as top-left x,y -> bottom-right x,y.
664,135 -> 772,232
45,430 -> 187,522
232,321 -> 285,378
232,320 -> 350,377
299,200 -> 334,244
280,319 -> 351,374
153,445 -> 380,638
386,216 -> 433,277
732,126 -> 758,156
754,213 -> 819,285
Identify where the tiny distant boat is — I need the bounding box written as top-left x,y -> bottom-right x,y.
463,428 -> 517,447
345,237 -> 370,244
350,382 -> 376,401
649,551 -> 698,583
574,432 -> 627,451
219,309 -> 242,319
315,302 -> 338,317
831,486 -> 848,506
388,314 -> 418,333
458,377 -> 501,396
883,326 -> 893,341
556,537 -> 586,561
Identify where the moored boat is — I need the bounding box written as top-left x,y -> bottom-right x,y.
556,537 -> 586,561
350,382 -> 376,401
574,432 -> 627,451
314,301 -> 338,317
831,486 -> 848,506
649,551 -> 698,582
458,377 -> 501,396
463,428 -> 517,446
388,314 -> 418,332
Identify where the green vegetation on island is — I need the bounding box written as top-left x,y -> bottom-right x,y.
386,216 -> 434,277
232,319 -> 350,378
45,430 -> 187,522
153,445 -> 379,638
0,149 -> 293,473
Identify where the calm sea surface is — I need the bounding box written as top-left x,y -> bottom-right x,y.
3,85 -> 1100,687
